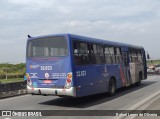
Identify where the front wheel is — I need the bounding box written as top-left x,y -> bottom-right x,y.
136,73 -> 142,86
108,79 -> 116,96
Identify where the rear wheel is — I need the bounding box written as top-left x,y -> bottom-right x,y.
136,73 -> 142,86
108,78 -> 116,96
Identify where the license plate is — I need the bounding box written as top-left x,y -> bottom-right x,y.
44,80 -> 52,83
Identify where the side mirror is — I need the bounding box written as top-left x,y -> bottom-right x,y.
147,54 -> 150,59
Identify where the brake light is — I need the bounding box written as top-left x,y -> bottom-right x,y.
26,73 -> 32,87
26,73 -> 30,82
67,78 -> 71,83
65,72 -> 72,89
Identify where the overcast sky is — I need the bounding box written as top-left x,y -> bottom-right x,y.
0,0 -> 160,63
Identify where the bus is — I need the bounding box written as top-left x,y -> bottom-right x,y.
26,34 -> 147,97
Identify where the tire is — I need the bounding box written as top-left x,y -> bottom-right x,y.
108,79 -> 116,96
136,73 -> 142,86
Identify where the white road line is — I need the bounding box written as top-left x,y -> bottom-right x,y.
127,90 -> 160,110
147,76 -> 160,80
113,89 -> 160,119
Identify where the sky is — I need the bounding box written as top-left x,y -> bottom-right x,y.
0,0 -> 160,63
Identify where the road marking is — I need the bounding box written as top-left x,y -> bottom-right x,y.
113,90 -> 160,119
127,90 -> 160,110
147,75 -> 160,80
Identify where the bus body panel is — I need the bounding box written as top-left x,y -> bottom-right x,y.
26,57 -> 73,88
26,35 -> 76,96
73,64 -> 125,97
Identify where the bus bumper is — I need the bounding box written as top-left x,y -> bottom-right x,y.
27,86 -> 76,97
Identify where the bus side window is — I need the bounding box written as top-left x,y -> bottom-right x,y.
73,41 -> 90,66
109,46 -> 115,63
129,49 -> 139,63
89,44 -> 105,64
115,47 -> 122,63
137,51 -> 143,63
104,46 -> 111,64
88,44 -> 97,64
97,44 -> 105,64
129,50 -> 133,62
73,42 -> 81,65
79,42 -> 90,65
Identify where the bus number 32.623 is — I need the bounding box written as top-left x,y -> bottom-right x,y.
76,71 -> 86,77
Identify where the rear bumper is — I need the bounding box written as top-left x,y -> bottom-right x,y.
27,86 -> 76,97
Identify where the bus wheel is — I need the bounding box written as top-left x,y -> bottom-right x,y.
108,78 -> 116,96
136,73 -> 142,86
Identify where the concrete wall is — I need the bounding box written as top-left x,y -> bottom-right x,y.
0,81 -> 27,99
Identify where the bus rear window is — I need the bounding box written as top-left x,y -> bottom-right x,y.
27,37 -> 68,57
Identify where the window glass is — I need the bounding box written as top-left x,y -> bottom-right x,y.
114,47 -> 122,63
73,41 -> 89,65
93,44 -> 97,54
27,37 -> 68,57
116,48 -> 121,55
97,45 -> 103,54
88,44 -> 97,64
104,47 -> 110,54
79,43 -> 88,54
129,49 -> 138,62
109,47 -> 114,54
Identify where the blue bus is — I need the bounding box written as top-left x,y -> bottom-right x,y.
26,34 -> 147,97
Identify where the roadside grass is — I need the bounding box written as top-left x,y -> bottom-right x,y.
147,60 -> 160,66
0,78 -> 24,83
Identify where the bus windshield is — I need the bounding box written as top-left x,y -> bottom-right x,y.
27,36 -> 68,57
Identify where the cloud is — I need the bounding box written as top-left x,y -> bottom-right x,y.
0,0 -> 160,63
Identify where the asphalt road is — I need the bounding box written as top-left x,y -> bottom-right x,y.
0,75 -> 160,119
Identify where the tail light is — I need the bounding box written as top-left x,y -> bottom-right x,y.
26,73 -> 32,87
65,72 -> 72,89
